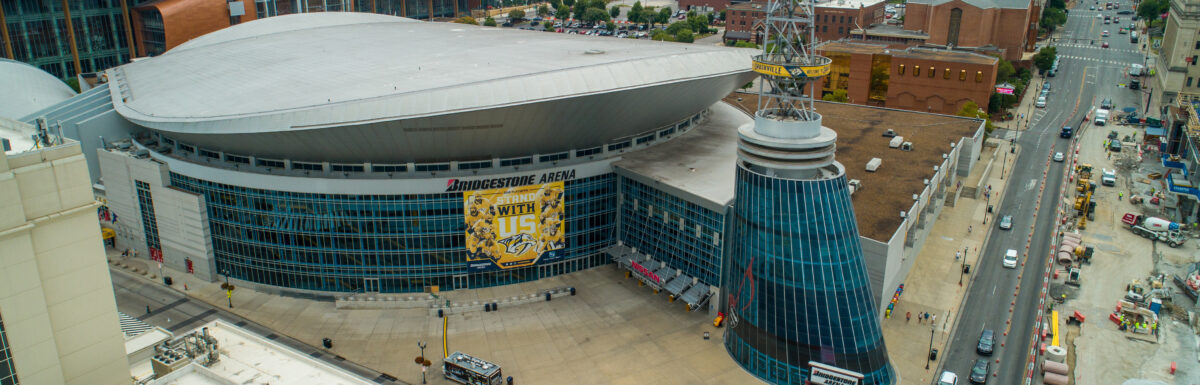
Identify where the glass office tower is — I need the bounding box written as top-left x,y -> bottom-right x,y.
0,0 -> 133,80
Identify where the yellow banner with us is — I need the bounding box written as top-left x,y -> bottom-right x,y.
463,182 -> 565,271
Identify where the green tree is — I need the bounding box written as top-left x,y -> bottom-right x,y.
629,1 -> 644,23
589,0 -> 606,10
666,21 -> 689,35
583,7 -> 610,23
996,59 -> 1015,82
606,21 -> 617,31
718,10 -> 726,21
610,5 -> 620,19
1137,0 -> 1168,23
572,1 -> 588,20
538,4 -> 551,16
484,16 -> 498,26
706,12 -> 715,24
1047,0 -> 1066,10
508,9 -> 525,21
956,101 -> 992,133
822,89 -> 849,102
544,20 -> 555,30
453,16 -> 479,25
555,7 -> 570,20
688,15 -> 709,33
563,0 -> 575,6
1033,46 -> 1057,72
650,29 -> 674,41
676,28 -> 694,43
657,7 -> 672,26
1040,7 -> 1066,32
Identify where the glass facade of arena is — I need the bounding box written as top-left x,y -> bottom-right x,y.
723,165 -> 894,385
618,176 -> 725,286
0,312 -> 16,385
1,0 -> 132,79
169,173 -> 617,293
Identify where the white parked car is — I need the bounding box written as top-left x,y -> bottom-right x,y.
1036,96 -> 1047,108
1053,152 -> 1065,162
938,371 -> 958,385
1003,249 -> 1019,268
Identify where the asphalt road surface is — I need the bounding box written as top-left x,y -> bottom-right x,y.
933,0 -> 1149,383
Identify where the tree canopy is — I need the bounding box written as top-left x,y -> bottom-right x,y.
1137,0 -> 1169,22
484,16 -> 497,26
822,89 -> 849,103
537,4 -> 550,16
1041,7 -> 1066,32
453,16 -> 479,25
508,9 -> 525,21
1033,46 -> 1057,72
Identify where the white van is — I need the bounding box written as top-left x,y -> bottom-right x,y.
1003,249 -> 1018,268
1095,109 -> 1109,125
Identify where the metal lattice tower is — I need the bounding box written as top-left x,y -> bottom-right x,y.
738,0 -> 837,179
754,0 -> 831,122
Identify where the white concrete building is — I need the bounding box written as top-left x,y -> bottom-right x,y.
0,132 -> 129,385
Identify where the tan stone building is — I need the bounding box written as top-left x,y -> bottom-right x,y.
1153,0 -> 1200,109
901,0 -> 1039,62
0,126 -> 130,385
816,40 -> 999,114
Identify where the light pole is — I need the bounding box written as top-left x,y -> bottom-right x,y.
925,325 -> 935,370
222,269 -> 232,309
417,341 -> 428,385
959,247 -> 968,286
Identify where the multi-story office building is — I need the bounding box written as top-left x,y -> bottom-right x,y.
1153,0 -> 1200,109
816,40 -> 999,114
0,124 -> 129,385
0,0 -> 136,80
723,0 -> 887,44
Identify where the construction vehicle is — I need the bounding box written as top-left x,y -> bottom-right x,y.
1121,213 -> 1186,247
1174,262 -> 1200,303
1075,164 -> 1096,228
1125,276 -> 1173,304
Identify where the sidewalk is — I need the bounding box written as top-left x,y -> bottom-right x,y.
880,139 -> 1019,385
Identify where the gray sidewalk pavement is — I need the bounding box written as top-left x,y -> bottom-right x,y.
879,139 -> 1020,385
109,251 -> 759,385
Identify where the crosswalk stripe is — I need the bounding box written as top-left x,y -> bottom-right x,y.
119,312 -> 154,338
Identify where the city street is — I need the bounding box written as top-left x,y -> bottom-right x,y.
934,0 -> 1150,382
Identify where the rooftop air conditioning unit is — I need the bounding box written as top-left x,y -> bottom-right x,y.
901,142 -> 913,151
848,179 -> 863,195
866,158 -> 882,172
889,136 -> 905,148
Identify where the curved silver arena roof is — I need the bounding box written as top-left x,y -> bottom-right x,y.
109,13 -> 755,163
0,59 -> 76,120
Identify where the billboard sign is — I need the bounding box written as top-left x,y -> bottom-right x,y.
808,362 -> 863,385
464,182 -> 565,271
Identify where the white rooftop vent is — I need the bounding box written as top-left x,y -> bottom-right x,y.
866,158 -> 882,172
889,136 -> 905,148
848,179 -> 863,195
900,211 -> 906,218
901,142 -> 913,151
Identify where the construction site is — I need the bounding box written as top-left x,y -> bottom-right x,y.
1036,101 -> 1200,385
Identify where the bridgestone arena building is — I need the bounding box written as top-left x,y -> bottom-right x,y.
23,12 -> 984,337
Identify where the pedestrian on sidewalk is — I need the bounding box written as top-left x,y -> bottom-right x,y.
906,312 -> 912,323
968,226 -> 973,234
932,314 -> 937,326
956,251 -> 961,260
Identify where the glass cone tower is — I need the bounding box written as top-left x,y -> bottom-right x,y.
721,0 -> 895,384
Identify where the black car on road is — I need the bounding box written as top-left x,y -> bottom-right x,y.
976,329 -> 995,355
969,359 -> 990,384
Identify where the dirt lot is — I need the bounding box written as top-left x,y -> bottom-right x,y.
1052,121 -> 1199,385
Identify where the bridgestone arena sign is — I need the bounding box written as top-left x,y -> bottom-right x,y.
808,362 -> 863,385
445,170 -> 576,192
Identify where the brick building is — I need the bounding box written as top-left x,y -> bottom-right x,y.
816,40 -> 998,114
679,0 -> 740,11
132,0 -> 477,56
724,0 -> 887,43
901,0 -> 1038,62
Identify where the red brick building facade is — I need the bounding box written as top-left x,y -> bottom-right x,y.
724,0 -> 886,43
816,41 -> 998,114
901,0 -> 1038,62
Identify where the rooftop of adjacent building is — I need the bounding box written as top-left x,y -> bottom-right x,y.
851,23 -> 931,39
617,94 -> 982,241
129,320 -> 376,385
727,0 -> 885,11
817,40 -> 1000,65
906,0 -> 1032,9
0,58 -> 77,121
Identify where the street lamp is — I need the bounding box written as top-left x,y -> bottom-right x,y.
222,269 -> 233,309
959,247 -> 968,286
416,341 -> 428,385
925,325 -> 935,370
